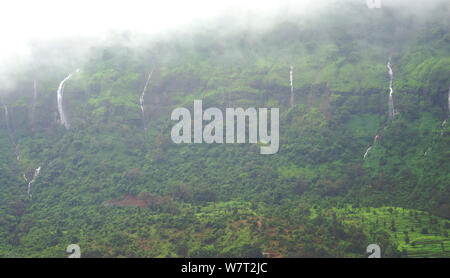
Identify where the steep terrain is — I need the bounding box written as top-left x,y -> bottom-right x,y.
0,2 -> 449,257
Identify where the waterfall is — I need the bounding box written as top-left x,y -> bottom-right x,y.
289,65 -> 294,107
387,58 -> 395,120
444,85 -> 450,127
440,86 -> 449,134
140,70 -> 153,130
3,104 -> 30,187
27,166 -> 41,197
448,85 -> 450,117
57,73 -> 73,128
57,70 -> 79,129
363,135 -> 379,160
4,104 -> 10,130
31,80 -> 38,127
4,103 -> 41,195
3,105 -> 20,161
363,147 -> 372,160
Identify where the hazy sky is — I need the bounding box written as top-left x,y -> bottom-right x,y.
0,0 -> 340,61
0,0 -> 445,63
0,1 -> 271,59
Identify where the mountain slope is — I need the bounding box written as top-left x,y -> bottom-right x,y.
0,1 -> 449,257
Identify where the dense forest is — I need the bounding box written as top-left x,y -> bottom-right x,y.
0,0 -> 449,257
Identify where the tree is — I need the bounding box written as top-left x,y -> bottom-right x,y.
241,244 -> 263,258
402,248 -> 408,258
390,219 -> 396,232
176,242 -> 189,257
292,177 -> 308,195
170,183 -> 193,201
194,185 -> 217,202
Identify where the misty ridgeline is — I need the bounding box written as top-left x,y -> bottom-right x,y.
0,0 -> 448,258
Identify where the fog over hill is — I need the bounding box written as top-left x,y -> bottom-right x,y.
0,0 -> 448,258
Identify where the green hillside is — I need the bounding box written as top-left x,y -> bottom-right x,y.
0,1 -> 448,257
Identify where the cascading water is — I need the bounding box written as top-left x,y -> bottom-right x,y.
363,134 -> 379,160
3,104 -> 21,161
140,70 -> 153,130
57,73 -> 73,128
363,59 -> 395,160
443,85 -> 450,127
3,104 -> 31,188
387,58 -> 395,120
31,79 -> 37,125
289,65 -> 294,107
4,101 -> 42,196
57,69 -> 79,129
27,166 -> 41,197
448,85 -> 450,117
440,85 -> 450,135
4,104 -> 9,130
